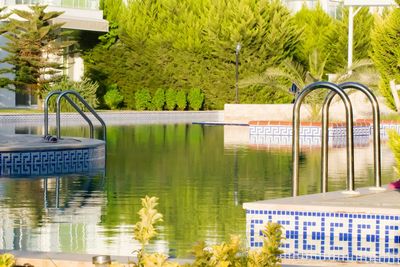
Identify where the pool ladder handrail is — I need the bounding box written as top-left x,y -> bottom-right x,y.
321,82 -> 382,193
292,81 -> 383,197
44,90 -> 107,141
292,81 -> 354,197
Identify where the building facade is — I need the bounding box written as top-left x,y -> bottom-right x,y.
0,0 -> 108,107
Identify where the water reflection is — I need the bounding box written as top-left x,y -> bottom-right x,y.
0,124 -> 396,257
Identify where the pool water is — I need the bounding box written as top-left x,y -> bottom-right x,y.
0,124 -> 396,257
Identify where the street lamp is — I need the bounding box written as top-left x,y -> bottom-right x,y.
235,43 -> 241,104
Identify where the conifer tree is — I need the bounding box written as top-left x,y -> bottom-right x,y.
371,3 -> 400,110
0,5 -> 76,104
85,0 -> 301,109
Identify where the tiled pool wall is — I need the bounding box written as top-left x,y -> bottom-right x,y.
248,120 -> 400,148
249,135 -> 370,148
246,208 -> 400,264
0,111 -> 224,125
0,144 -> 105,177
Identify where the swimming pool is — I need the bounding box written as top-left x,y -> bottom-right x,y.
0,123 -> 396,258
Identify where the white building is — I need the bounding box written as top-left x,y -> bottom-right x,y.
282,0 -> 343,18
0,0 -> 108,107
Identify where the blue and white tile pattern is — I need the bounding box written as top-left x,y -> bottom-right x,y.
247,209 -> 400,263
0,146 -> 104,177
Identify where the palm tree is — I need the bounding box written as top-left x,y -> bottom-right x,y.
240,49 -> 378,120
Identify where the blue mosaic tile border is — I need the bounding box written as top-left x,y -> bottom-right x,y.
249,125 -> 371,137
246,209 -> 400,263
0,146 -> 105,177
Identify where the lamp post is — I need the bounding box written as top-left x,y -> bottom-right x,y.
235,43 -> 241,104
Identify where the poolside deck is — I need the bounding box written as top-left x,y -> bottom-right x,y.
244,186 -> 400,264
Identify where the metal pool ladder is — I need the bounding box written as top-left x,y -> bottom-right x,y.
44,90 -> 107,141
291,81 -> 382,197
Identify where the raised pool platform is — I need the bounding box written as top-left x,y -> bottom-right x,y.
244,186 -> 400,264
0,134 -> 105,177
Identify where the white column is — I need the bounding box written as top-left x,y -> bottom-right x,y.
348,6 -> 354,70
347,6 -> 361,71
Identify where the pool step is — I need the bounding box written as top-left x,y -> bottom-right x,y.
243,187 -> 400,264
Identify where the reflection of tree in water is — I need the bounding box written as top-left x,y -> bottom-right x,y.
99,124 -> 297,257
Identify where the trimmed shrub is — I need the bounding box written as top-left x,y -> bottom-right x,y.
176,90 -> 187,111
165,88 -> 176,111
135,89 -> 152,110
188,88 -> 204,111
104,85 -> 124,110
152,88 -> 165,111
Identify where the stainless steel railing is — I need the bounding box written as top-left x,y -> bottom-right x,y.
321,82 -> 382,192
292,81 -> 355,197
292,81 -> 383,197
43,90 -> 106,141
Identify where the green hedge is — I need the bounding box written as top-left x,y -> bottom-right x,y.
84,0 -> 301,109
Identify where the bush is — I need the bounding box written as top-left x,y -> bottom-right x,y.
188,88 -> 204,110
104,85 -> 124,110
165,88 -> 177,111
176,90 -> 187,111
135,89 -> 152,111
43,76 -> 99,112
152,88 -> 165,111
126,196 -> 284,267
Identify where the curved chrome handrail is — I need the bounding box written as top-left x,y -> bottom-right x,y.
44,91 -> 94,138
292,81 -> 355,197
56,90 -> 107,141
321,82 -> 382,192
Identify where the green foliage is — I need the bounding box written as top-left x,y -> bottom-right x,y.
388,130 -> 400,176
131,196 -> 283,267
0,5 -> 76,101
293,4 -> 336,71
43,76 -> 99,112
0,254 -> 15,267
165,88 -> 177,111
248,222 -> 284,267
132,196 -> 178,267
152,88 -> 165,111
135,89 -> 152,111
293,5 -> 373,74
325,7 -> 374,72
371,7 -> 400,110
104,85 -> 124,110
187,88 -> 204,111
176,90 -> 187,111
191,222 -> 283,267
84,0 -> 301,108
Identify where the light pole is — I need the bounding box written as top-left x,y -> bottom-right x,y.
235,43 -> 241,104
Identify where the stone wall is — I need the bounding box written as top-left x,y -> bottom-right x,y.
224,94 -> 396,123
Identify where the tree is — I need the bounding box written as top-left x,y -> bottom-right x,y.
84,0 -> 301,109
0,5 -> 76,106
371,2 -> 400,110
240,52 -> 377,120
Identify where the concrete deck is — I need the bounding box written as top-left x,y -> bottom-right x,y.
244,186 -> 398,215
0,134 -> 104,152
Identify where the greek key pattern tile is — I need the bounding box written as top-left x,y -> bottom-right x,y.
249,125 -> 371,137
0,147 -> 104,177
247,209 -> 400,263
